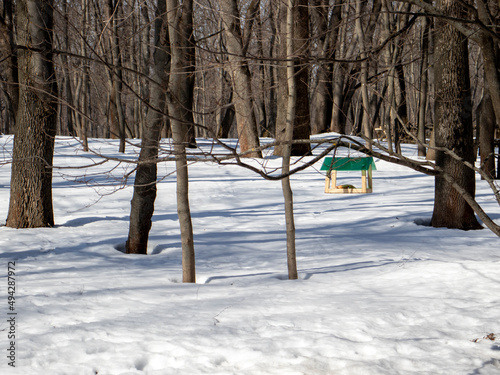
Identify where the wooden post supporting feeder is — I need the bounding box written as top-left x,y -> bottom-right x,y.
321,157 -> 376,194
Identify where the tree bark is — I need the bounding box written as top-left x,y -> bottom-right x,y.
283,0 -> 297,280
355,0 -> 372,149
331,3 -> 349,135
0,0 -> 19,133
107,0 -> 126,152
430,0 -> 482,230
417,5 -> 430,157
127,0 -> 170,255
167,0 -> 196,282
6,0 -> 57,228
219,0 -> 262,158
275,0 -> 311,156
476,0 -> 500,135
310,0 -> 343,135
290,0 -> 311,155
477,89 -> 496,180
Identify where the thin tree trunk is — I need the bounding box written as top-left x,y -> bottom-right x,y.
255,7 -> 267,135
274,2 -> 287,154
355,0 -> 372,149
167,0 -> 196,282
107,0 -> 126,152
417,6 -> 430,157
0,0 -> 18,132
80,0 -> 90,151
477,87 -> 496,179
311,0 -> 343,135
381,0 -> 395,152
393,4 -> 411,153
219,0 -> 262,158
291,0 -> 311,155
6,0 -> 57,228
275,0 -> 311,156
283,0 -> 297,280
60,0 -> 76,137
267,2 -> 278,137
331,4 -> 348,134
477,0 -> 500,128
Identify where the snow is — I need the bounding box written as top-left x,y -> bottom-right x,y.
1,135 -> 500,374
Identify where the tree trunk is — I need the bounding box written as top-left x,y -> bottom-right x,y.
107,0 -> 126,152
167,0 -> 196,282
6,0 -> 57,228
477,89 -> 496,180
417,6 -> 430,157
283,0 -> 297,280
381,0 -> 395,152
266,2 -> 278,137
310,0 -> 343,135
477,0 -> 500,130
127,0 -> 169,255
275,0 -> 311,156
394,60 -> 407,153
430,0 -> 481,230
274,2 -> 287,155
331,4 -> 348,135
355,0 -> 372,149
0,0 -> 19,132
219,0 -> 262,158
291,0 -> 311,155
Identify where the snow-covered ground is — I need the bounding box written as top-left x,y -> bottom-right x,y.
1,135 -> 500,375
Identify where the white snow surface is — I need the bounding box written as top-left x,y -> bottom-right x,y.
1,135 -> 500,375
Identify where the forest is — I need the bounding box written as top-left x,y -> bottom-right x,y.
1,2 -> 500,372
0,0 -> 499,280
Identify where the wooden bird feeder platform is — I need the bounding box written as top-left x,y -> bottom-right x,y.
320,157 -> 376,194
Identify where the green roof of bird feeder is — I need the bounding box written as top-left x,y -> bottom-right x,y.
320,157 -> 376,171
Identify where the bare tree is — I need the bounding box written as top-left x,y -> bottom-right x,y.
127,0 -> 170,255
274,0 -> 311,156
282,0 -> 297,280
0,0 -> 18,133
416,2 -> 430,157
6,0 -> 57,228
219,0 -> 262,157
106,0 -> 127,152
167,0 -> 196,282
430,0 -> 481,230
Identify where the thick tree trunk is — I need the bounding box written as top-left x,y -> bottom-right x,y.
127,0 -> 169,255
6,0 -> 57,228
431,0 -> 481,230
167,0 -> 196,282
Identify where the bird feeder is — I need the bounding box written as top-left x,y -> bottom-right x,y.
320,157 -> 376,194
